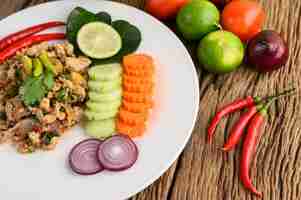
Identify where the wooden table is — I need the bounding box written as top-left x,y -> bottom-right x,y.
1,0 -> 301,199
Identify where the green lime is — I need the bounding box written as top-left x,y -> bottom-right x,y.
77,22 -> 122,59
197,30 -> 244,74
176,0 -> 220,40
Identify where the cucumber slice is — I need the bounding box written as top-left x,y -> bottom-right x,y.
77,22 -> 122,59
86,99 -> 121,112
85,118 -> 116,139
85,109 -> 119,120
88,63 -> 122,81
88,77 -> 122,93
88,88 -> 122,102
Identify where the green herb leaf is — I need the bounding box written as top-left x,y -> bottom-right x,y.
43,71 -> 54,90
96,11 -> 112,24
15,68 -> 22,79
42,132 -> 59,145
19,76 -> 47,106
56,89 -> 67,101
66,7 -> 99,45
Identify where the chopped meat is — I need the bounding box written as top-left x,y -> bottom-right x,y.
71,72 -> 86,86
5,97 -> 30,122
65,56 -> 91,72
39,98 -> 50,112
53,43 -> 66,61
28,131 -> 41,146
73,85 -> 86,99
50,58 -> 64,75
42,114 -> 57,124
26,42 -> 48,57
0,118 -> 35,143
63,42 -> 74,56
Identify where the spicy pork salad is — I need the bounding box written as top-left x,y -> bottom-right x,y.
0,6 -> 156,176
0,41 -> 90,153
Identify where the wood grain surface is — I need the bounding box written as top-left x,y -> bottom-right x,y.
1,0 -> 301,199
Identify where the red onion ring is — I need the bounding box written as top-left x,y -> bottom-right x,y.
97,135 -> 138,171
69,139 -> 104,175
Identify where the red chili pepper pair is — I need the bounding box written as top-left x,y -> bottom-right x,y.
0,21 -> 65,63
207,88 -> 296,197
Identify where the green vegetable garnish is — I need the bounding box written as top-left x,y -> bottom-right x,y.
67,7 -> 99,45
56,89 -> 67,101
19,76 -> 47,106
43,70 -> 54,90
39,51 -> 55,74
96,11 -> 112,24
33,58 -> 43,77
15,68 -> 22,79
19,69 -> 55,107
42,132 -> 59,145
21,56 -> 33,75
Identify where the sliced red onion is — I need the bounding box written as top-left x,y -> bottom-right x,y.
69,139 -> 104,175
97,135 -> 138,171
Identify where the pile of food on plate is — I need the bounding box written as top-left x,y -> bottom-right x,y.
0,38 -> 90,153
0,5 -> 155,176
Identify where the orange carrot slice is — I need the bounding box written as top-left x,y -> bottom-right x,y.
123,74 -> 153,85
124,68 -> 154,77
116,119 -> 146,138
123,100 -> 153,113
123,54 -> 154,70
118,107 -> 148,125
123,91 -> 153,103
123,81 -> 154,93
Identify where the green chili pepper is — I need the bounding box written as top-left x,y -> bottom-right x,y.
39,51 -> 55,74
21,55 -> 33,75
33,58 -> 43,77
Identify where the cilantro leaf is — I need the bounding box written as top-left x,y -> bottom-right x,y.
43,71 -> 54,90
19,76 -> 47,106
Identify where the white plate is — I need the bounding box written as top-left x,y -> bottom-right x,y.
0,0 -> 199,199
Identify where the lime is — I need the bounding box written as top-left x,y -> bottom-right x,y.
77,22 -> 122,59
197,30 -> 244,74
176,0 -> 220,40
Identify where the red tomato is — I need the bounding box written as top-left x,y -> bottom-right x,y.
221,0 -> 265,42
145,0 -> 190,20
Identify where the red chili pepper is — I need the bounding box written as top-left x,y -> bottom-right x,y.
222,104 -> 261,151
240,89 -> 296,197
0,21 -> 65,50
207,96 -> 258,143
0,33 -> 65,63
240,108 -> 264,197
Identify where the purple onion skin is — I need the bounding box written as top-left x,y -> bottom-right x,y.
247,30 -> 289,72
69,139 -> 104,176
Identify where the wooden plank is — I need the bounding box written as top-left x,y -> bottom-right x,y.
1,1 -> 301,200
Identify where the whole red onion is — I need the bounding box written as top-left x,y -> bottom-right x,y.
247,30 -> 289,72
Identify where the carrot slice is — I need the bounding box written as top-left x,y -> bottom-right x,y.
116,119 -> 146,138
123,81 -> 154,93
124,68 -> 154,77
118,107 -> 148,125
123,54 -> 154,70
123,91 -> 153,103
123,74 -> 153,85
123,100 -> 153,113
